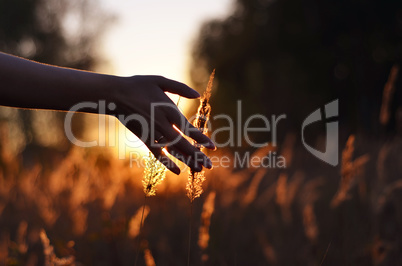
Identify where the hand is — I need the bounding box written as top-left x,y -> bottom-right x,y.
110,75 -> 215,175
0,52 -> 214,174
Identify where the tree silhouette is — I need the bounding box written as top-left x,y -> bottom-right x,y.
0,0 -> 114,150
191,0 -> 402,145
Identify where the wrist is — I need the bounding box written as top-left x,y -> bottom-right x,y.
95,74 -> 131,115
96,74 -> 121,102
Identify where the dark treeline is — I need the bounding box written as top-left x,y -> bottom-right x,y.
191,0 -> 402,146
0,0 -> 113,149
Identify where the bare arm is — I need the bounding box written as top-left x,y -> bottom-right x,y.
0,52 -> 215,174
0,52 -> 115,111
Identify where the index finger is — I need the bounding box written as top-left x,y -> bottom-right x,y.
157,76 -> 200,99
168,111 -> 216,150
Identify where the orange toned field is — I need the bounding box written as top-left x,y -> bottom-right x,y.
0,126 -> 401,265
1,0 -> 402,265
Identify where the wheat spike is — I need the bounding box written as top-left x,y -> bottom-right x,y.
275,172 -> 304,223
128,205 -> 151,239
257,232 -> 277,264
187,171 -> 206,202
242,167 -> 267,206
16,221 -> 28,254
280,133 -> 296,167
198,191 -> 216,251
331,135 -> 370,207
376,180 -> 402,212
380,65 -> 399,125
187,69 -> 215,202
144,248 -> 156,266
40,229 -> 75,266
143,152 -> 166,197
303,203 -> 318,242
141,240 -> 156,266
300,178 -> 323,243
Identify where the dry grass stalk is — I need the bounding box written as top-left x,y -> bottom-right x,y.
71,206 -> 88,236
128,205 -> 151,239
187,171 -> 206,203
275,172 -> 304,223
380,64 -> 399,126
299,177 -> 324,242
280,133 -> 296,167
300,177 -> 324,206
376,179 -> 402,212
103,183 -> 121,210
377,143 -> 391,182
356,155 -> 370,200
242,167 -> 267,206
0,233 -> 9,263
36,193 -> 59,227
287,172 -> 304,205
143,152 -> 167,197
16,221 -> 28,254
136,152 -> 165,265
198,191 -> 216,252
303,203 -> 318,243
70,173 -> 89,209
331,135 -> 370,207
187,69 -> 214,202
39,229 -> 75,266
19,166 -> 60,226
257,232 -> 277,264
275,173 -> 288,208
187,70 -> 215,266
141,240 -> 156,266
143,248 -> 156,266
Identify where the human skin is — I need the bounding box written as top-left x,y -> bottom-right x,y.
0,52 -> 215,174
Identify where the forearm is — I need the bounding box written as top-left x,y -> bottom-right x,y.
0,52 -> 117,112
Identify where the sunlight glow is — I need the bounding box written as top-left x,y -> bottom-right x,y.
98,0 -> 232,82
94,0 -> 232,158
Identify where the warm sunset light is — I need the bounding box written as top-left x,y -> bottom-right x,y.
0,0 -> 401,265
98,0 -> 232,81
88,0 -> 232,157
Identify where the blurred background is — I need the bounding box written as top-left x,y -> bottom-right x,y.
0,0 -> 401,265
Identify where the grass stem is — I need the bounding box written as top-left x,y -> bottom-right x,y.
135,196 -> 147,266
187,201 -> 193,266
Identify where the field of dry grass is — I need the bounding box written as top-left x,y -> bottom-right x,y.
0,125 -> 401,265
0,68 -> 401,266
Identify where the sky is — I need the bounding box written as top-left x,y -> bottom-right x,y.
98,0 -> 233,83
90,0 -> 233,157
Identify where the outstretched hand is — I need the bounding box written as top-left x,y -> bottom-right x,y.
0,52 -> 215,174
110,75 -> 215,175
